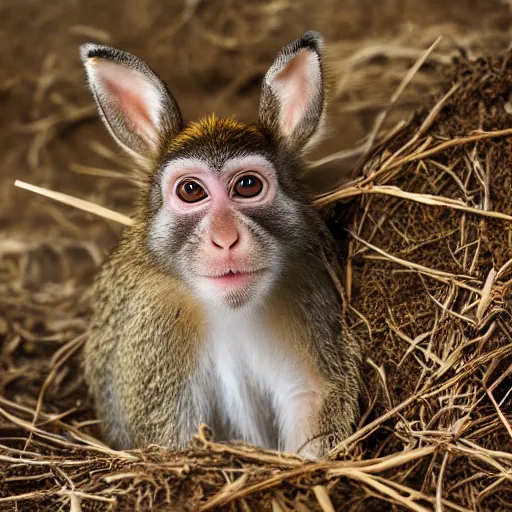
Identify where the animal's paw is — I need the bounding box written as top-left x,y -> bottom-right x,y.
297,442 -> 324,461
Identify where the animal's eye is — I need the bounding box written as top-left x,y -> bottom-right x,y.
177,179 -> 208,203
233,174 -> 263,198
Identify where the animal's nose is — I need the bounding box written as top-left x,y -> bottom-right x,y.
210,221 -> 240,250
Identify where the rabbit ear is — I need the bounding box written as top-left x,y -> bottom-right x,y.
81,43 -> 183,165
259,31 -> 325,152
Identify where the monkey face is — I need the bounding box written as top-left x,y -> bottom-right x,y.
147,119 -> 305,309
81,32 -> 326,309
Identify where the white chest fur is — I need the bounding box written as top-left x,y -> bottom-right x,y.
192,309 -> 326,454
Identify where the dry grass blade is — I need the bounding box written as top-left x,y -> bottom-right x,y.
485,387 -> 512,441
315,184 -> 512,222
328,392 -> 421,458
476,268 -> 497,323
382,127 -> 512,171
329,446 -> 436,475
198,474 -> 249,509
348,230 -> 475,280
14,180 -> 134,226
313,485 -> 336,512
69,163 -> 132,181
69,493 -> 83,512
23,334 -> 86,451
346,471 -> 431,512
435,452 -> 450,512
317,126 -> 512,205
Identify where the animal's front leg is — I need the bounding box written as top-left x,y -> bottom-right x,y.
278,390 -> 325,460
279,385 -> 360,460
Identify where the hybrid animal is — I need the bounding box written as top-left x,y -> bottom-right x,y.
82,31 -> 362,458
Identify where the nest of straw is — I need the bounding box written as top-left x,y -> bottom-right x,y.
1,47 -> 512,511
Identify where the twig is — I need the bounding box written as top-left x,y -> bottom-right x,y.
14,180 -> 134,226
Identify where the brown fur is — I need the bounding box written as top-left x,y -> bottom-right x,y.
86,223 -> 206,448
168,114 -> 263,152
82,31 -> 363,456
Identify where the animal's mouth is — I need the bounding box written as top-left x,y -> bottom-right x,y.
204,269 -> 266,278
200,269 -> 267,289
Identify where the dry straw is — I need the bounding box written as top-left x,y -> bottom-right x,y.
2,36 -> 512,512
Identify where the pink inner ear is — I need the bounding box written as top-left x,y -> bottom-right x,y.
91,59 -> 161,145
271,50 -> 319,137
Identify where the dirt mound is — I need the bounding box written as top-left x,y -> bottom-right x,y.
321,51 -> 512,508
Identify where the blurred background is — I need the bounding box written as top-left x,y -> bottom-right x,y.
1,0 -> 512,283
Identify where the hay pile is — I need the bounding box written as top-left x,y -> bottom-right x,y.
1,51 -> 512,511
